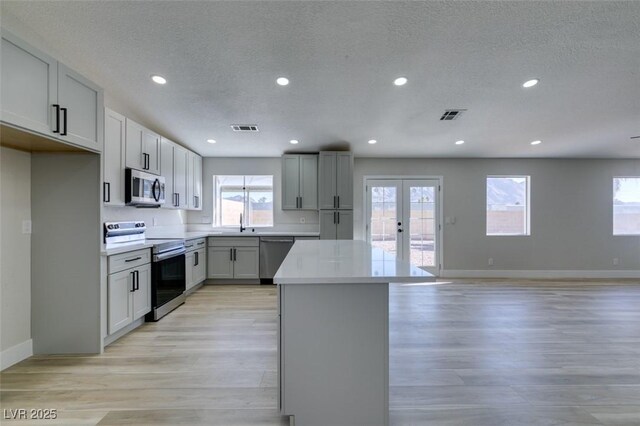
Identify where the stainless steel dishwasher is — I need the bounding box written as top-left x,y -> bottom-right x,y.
259,237 -> 295,282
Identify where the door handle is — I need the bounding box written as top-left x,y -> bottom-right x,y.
230,248 -> 234,261
135,270 -> 140,291
233,248 -> 237,261
333,211 -> 337,224
125,256 -> 142,263
337,196 -> 340,209
194,251 -> 199,266
398,229 -> 403,233
52,104 -> 60,133
60,107 -> 68,136
333,196 -> 337,209
130,271 -> 136,292
103,182 -> 111,203
337,211 -> 340,224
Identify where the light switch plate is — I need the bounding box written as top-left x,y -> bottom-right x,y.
22,220 -> 32,234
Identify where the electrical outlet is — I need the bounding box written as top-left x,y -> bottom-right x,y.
22,220 -> 32,234
613,257 -> 619,266
300,217 -> 306,224
488,257 -> 494,266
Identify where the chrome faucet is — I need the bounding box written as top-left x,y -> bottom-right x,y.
239,213 -> 246,232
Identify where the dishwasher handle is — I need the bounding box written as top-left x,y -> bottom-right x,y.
260,238 -> 294,243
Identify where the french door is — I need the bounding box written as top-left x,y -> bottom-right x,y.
366,179 -> 441,275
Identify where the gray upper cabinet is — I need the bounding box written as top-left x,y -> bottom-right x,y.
187,151 -> 203,210
103,108 -> 126,206
57,63 -> 103,151
160,138 -> 175,208
125,118 -> 161,175
1,30 -> 103,152
173,145 -> 188,209
282,154 -> 318,210
1,31 -> 57,136
319,152 -> 353,210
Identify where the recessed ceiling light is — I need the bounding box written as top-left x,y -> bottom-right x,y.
522,79 -> 539,88
455,140 -> 465,145
276,77 -> 289,86
368,139 -> 377,145
289,139 -> 299,145
207,139 -> 216,144
151,75 -> 167,85
530,140 -> 542,145
394,77 -> 408,86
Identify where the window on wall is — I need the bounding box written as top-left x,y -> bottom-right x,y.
214,175 -> 274,227
486,176 -> 530,236
614,177 -> 640,235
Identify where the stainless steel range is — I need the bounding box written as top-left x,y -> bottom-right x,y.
104,221 -> 186,321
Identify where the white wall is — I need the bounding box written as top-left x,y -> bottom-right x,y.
355,158 -> 640,274
187,157 -> 319,232
0,147 -> 32,368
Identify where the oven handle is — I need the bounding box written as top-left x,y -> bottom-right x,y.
153,248 -> 186,262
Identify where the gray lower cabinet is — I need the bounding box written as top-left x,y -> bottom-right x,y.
320,210 -> 354,240
185,238 -> 207,290
207,237 -> 260,281
1,29 -> 104,152
107,262 -> 151,335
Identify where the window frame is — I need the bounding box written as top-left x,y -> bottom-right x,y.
213,175 -> 274,228
486,175 -> 531,237
613,176 -> 640,236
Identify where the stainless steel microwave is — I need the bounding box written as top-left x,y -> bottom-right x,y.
125,168 -> 165,207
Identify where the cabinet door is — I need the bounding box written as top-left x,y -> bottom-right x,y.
233,247 -> 259,280
1,31 -> 57,136
194,248 -> 207,285
143,129 -> 161,175
132,263 -> 152,319
336,152 -> 353,209
282,155 -> 300,210
319,152 -> 337,209
107,269 -> 134,335
192,153 -> 203,210
160,138 -> 175,209
173,145 -> 188,209
299,155 -> 318,210
336,210 -> 354,240
57,63 -> 103,152
125,118 -> 144,171
319,210 -> 337,240
185,251 -> 196,291
187,151 -> 202,210
103,108 -> 126,206
207,247 -> 234,279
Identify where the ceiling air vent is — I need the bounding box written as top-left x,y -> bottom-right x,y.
231,124 -> 259,132
440,109 -> 467,121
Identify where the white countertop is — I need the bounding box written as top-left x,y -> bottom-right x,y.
102,231 -> 320,256
274,240 -> 435,284
101,241 -> 154,256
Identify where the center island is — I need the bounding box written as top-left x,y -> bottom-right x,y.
274,240 -> 435,426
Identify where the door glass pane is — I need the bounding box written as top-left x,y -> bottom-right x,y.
408,186 -> 436,267
370,186 -> 398,256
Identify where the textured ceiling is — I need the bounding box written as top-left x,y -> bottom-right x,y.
2,1 -> 639,158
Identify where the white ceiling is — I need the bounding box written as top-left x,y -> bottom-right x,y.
2,1 -> 639,158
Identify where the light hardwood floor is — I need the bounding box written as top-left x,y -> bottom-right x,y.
2,281 -> 640,425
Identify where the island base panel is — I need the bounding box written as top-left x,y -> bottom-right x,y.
279,283 -> 389,426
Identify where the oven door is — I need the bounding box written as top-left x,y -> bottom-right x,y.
151,252 -> 186,309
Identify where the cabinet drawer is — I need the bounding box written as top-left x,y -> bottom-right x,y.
208,237 -> 259,247
108,248 -> 151,274
185,238 -> 206,252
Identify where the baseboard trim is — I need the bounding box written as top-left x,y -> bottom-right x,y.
440,269 -> 640,279
1,339 -> 33,371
